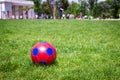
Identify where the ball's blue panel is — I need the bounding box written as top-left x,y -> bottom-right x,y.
40,42 -> 47,44
32,48 -> 39,56
46,48 -> 53,56
39,61 -> 47,65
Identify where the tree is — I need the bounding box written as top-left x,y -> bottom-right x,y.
46,0 -> 52,14
86,0 -> 98,16
66,2 -> 81,17
106,0 -> 120,18
41,2 -> 51,15
44,0 -> 69,19
61,0 -> 69,11
33,0 -> 42,17
96,1 -> 111,18
80,0 -> 88,16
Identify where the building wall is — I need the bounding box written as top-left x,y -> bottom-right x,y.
14,5 -> 19,19
0,2 -> 12,19
0,3 -> 6,19
0,0 -> 34,19
5,2 -> 12,19
28,8 -> 34,19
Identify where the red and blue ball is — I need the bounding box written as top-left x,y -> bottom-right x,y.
31,42 -> 56,65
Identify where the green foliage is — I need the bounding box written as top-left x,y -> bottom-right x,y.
33,0 -> 43,15
86,0 -> 98,16
0,20 -> 120,80
104,0 -> 120,18
66,2 -> 81,17
60,0 -> 69,11
42,2 -> 51,14
80,0 -> 87,15
30,0 -> 120,18
94,2 -> 110,18
16,7 -> 32,12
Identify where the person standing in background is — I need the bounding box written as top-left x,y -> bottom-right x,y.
58,3 -> 64,19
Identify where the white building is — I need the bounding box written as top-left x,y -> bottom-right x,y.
0,0 -> 34,19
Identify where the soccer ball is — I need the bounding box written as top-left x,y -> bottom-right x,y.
31,42 -> 56,65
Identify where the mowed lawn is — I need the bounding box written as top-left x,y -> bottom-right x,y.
0,20 -> 120,80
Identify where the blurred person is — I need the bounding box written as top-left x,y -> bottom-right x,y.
77,12 -> 83,20
58,3 -> 64,19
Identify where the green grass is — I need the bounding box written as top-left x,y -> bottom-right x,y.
0,20 -> 120,80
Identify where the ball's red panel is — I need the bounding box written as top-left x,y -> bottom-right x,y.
31,42 -> 56,65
